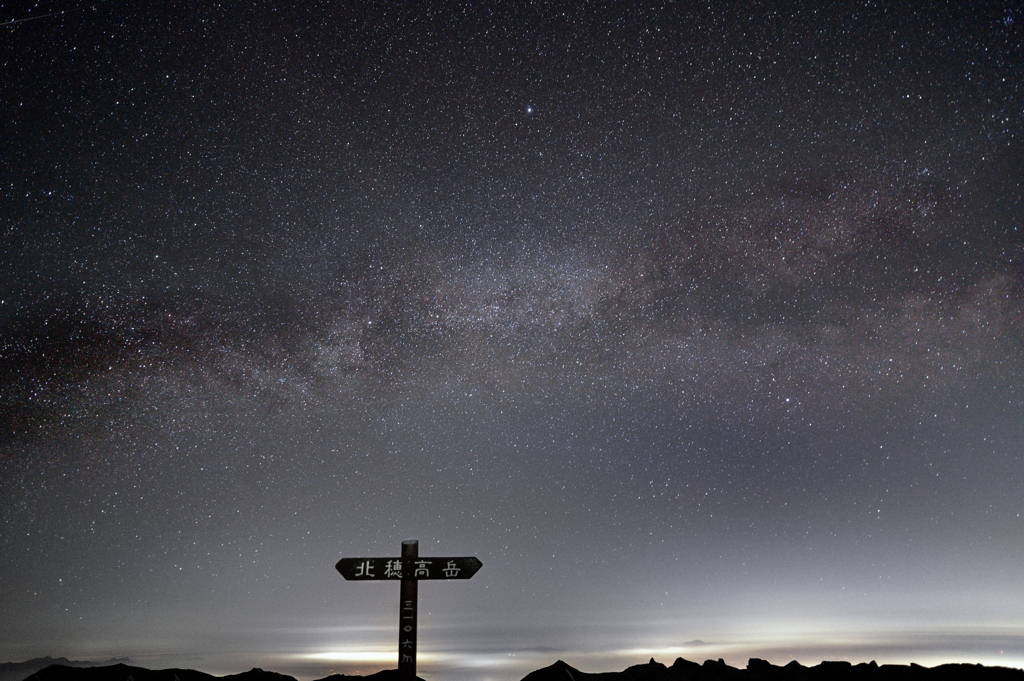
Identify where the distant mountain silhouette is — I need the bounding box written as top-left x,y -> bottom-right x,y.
0,657 -> 131,681
14,658 -> 1024,681
521,658 -> 1024,681
20,664 -> 425,681
22,664 -> 301,681
314,672 -> 424,681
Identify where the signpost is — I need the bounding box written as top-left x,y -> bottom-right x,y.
336,540 -> 482,681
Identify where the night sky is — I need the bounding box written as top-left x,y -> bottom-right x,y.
2,2 -> 1023,680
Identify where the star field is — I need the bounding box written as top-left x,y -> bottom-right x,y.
1,2 -> 1023,680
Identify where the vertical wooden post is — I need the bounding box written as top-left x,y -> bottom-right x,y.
399,540 -> 418,681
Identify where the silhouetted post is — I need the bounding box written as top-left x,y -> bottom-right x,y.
335,541 -> 482,681
399,539 -> 418,681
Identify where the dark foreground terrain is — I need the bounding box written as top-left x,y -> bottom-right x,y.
523,658 -> 1024,681
16,658 -> 1024,681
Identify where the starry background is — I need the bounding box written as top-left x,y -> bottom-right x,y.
1,1 -> 1023,680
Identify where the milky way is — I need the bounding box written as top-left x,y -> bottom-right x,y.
1,3 -> 1022,680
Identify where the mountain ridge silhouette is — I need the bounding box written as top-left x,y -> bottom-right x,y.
0,657 -> 132,681
12,658 -> 1024,681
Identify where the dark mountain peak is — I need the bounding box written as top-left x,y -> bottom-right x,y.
620,658 -> 670,680
629,658 -> 667,671
221,669 -> 297,681
747,658 -> 783,681
699,658 -> 745,680
311,671 -> 424,681
520,660 -> 589,681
